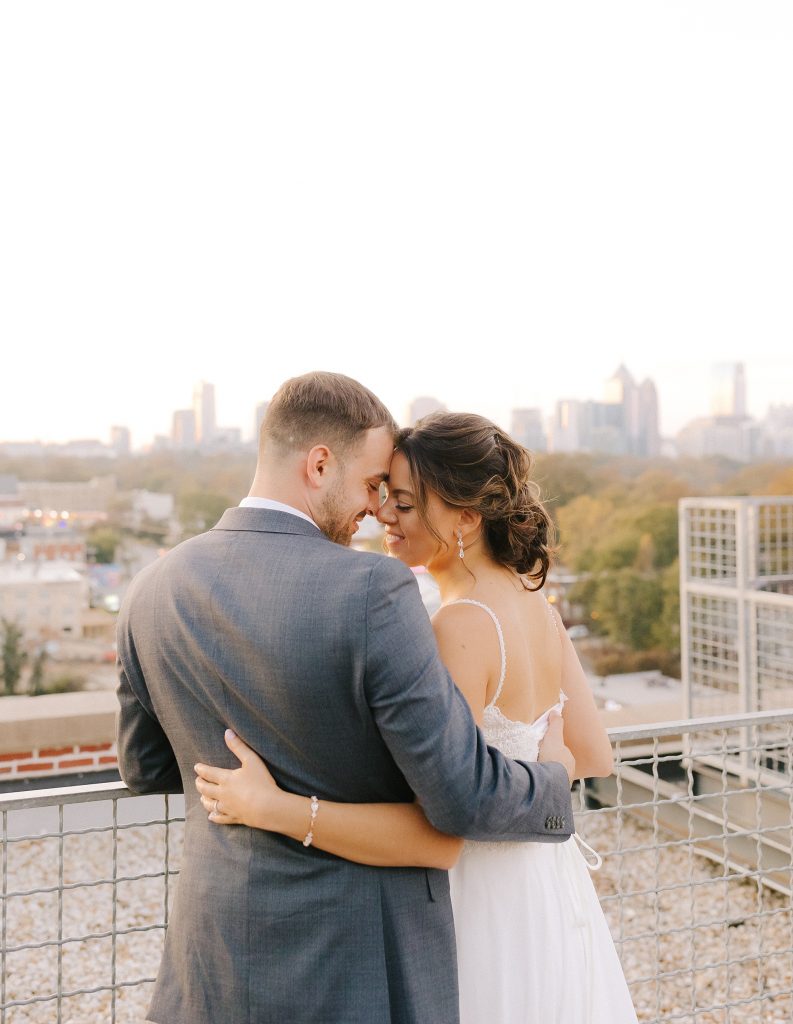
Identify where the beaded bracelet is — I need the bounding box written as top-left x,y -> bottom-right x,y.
302,795 -> 320,847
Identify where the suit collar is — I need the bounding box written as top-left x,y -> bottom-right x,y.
212,506 -> 328,539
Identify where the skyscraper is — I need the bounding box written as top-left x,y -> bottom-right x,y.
172,409 -> 197,449
638,378 -> 661,458
510,408 -> 546,452
711,362 -> 747,418
193,381 -> 216,446
110,426 -> 131,456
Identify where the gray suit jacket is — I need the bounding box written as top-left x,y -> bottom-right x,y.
116,507 -> 573,1024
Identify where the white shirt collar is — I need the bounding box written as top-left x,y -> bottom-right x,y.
238,497 -> 320,531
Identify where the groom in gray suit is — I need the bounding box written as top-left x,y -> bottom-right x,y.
116,371 -> 574,1024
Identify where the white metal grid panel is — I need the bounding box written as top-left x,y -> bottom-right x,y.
688,593 -> 740,716
757,502 -> 793,581
754,598 -> 793,712
685,507 -> 738,583
681,498 -> 793,719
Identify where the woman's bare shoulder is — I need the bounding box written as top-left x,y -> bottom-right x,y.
430,600 -> 501,641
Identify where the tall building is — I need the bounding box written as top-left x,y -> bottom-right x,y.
193,381 -> 217,446
548,366 -> 660,456
603,365 -> 661,457
677,363 -> 758,459
680,496 -> 793,718
110,426 -> 131,457
407,396 -> 446,426
638,378 -> 661,458
763,405 -> 793,457
711,362 -> 747,418
676,416 -> 761,461
172,409 -> 197,449
548,399 -> 586,453
510,408 -> 546,452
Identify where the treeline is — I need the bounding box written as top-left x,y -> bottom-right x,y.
534,453 -> 793,677
3,449 -> 792,677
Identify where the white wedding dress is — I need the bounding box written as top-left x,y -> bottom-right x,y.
447,600 -> 638,1024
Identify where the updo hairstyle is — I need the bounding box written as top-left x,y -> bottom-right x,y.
396,412 -> 556,590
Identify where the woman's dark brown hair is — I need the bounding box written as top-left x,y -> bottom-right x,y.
396,412 -> 556,589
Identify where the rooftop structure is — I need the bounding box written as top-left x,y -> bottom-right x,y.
680,496 -> 793,717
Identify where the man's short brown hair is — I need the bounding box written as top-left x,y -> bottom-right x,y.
260,371 -> 398,460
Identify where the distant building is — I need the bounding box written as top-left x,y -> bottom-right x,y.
130,490 -> 175,526
675,416 -> 761,461
548,366 -> 660,456
549,399 -> 587,453
212,427 -> 243,448
712,362 -> 747,418
763,405 -> 793,457
110,426 -> 131,457
680,496 -> 793,718
407,396 -> 446,426
172,409 -> 197,449
603,364 -> 661,457
510,408 -> 546,452
255,401 -> 270,443
60,439 -> 113,459
19,477 -> 116,524
193,381 -> 217,446
0,560 -> 90,640
675,362 -> 760,460
638,378 -> 661,458
17,527 -> 87,564
0,441 -> 47,458
0,476 -> 25,533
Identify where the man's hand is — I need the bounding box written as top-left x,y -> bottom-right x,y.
538,710 -> 575,786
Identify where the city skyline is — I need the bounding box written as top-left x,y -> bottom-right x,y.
1,354 -> 791,448
2,5 -> 792,446
3,359 -> 792,461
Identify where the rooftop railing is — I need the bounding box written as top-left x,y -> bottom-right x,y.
3,709 -> 793,1023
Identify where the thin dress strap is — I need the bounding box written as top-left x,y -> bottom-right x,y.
543,593 -> 561,639
444,599 -> 507,708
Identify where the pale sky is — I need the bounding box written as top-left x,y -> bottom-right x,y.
2,2 -> 791,446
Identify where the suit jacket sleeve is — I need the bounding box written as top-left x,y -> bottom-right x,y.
115,606 -> 183,796
364,558 -> 573,842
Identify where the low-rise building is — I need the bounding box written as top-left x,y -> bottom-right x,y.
0,561 -> 89,640
17,527 -> 87,563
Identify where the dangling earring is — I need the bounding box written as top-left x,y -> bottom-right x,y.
457,529 -> 465,560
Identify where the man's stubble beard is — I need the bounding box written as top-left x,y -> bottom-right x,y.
316,472 -> 358,547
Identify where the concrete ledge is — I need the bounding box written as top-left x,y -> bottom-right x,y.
0,691 -> 118,753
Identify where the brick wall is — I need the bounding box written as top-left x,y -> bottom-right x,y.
1,691 -> 119,784
0,742 -> 118,779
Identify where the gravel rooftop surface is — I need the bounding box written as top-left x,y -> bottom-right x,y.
3,801 -> 792,1023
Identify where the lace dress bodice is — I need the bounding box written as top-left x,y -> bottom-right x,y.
448,598 -> 566,763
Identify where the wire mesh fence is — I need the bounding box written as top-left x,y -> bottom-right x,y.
579,709 -> 793,1023
2,710 -> 793,1023
1,784 -> 183,1024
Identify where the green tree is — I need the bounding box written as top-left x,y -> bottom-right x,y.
651,560 -> 681,654
178,492 -> 232,539
1,619 -> 28,696
87,526 -> 122,564
29,647 -> 49,696
592,570 -> 665,651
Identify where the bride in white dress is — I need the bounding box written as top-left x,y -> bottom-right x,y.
195,412 -> 637,1023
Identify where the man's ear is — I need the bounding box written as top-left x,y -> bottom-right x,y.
306,445 -> 333,490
